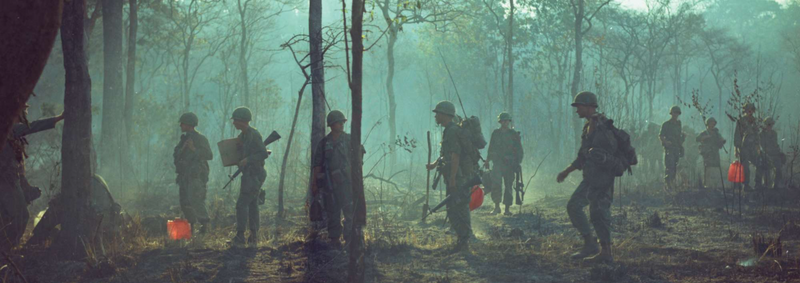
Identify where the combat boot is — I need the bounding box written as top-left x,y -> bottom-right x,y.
491,203 -> 501,215
247,234 -> 259,248
583,242 -> 614,264
570,235 -> 599,260
228,233 -> 246,248
451,238 -> 470,254
504,205 -> 513,216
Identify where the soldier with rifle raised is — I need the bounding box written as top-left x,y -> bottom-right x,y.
484,112 -> 523,215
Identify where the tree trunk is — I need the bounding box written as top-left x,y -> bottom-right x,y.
348,0 -> 366,281
571,0 -> 585,143
0,0 -> 62,151
386,28 -> 398,166
125,0 -> 137,142
100,0 -> 124,185
237,0 -> 250,106
507,0 -> 514,119
278,91 -> 304,219
309,0 -> 327,217
57,0 -> 94,259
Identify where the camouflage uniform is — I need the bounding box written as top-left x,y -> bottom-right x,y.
486,127 -> 523,208
566,113 -> 618,248
173,128 -> 213,228
734,115 -> 759,189
313,132 -> 356,242
0,116 -> 60,252
236,125 -> 268,238
756,119 -> 784,189
660,119 -> 684,185
696,122 -> 726,188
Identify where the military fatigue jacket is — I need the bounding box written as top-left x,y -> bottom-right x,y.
734,116 -> 759,150
440,121 -> 475,182
487,128 -> 523,167
173,130 -> 213,182
237,126 -> 269,175
760,129 -> 782,156
313,133 -> 365,187
696,128 -> 725,156
659,119 -> 685,150
571,114 -> 619,180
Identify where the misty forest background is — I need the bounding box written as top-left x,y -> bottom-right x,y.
23,0 -> 800,223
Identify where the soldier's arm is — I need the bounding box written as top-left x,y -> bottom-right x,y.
449,152 -> 460,186
12,116 -> 61,138
196,135 -> 213,161
310,139 -> 325,193
245,132 -> 270,163
486,131 -> 496,162
658,123 -> 669,145
515,131 -> 524,162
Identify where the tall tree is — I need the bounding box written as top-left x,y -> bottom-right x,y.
100,0 -> 124,183
308,0 -> 326,220
0,0 -> 62,150
376,0 -> 460,163
507,0 -> 514,117
125,0 -> 137,142
57,0 -> 94,258
569,0 -> 611,97
349,0 -> 366,281
235,0 -> 287,106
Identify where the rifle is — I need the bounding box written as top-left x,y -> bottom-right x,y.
221,131 -> 282,190
421,173 -> 482,221
514,164 -> 524,205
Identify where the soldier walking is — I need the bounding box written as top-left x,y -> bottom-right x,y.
756,118 -> 784,189
484,112 -> 523,215
556,92 -> 618,264
174,112 -> 213,234
734,102 -> 759,191
311,110 -> 363,247
229,107 -> 269,248
660,106 -> 685,190
696,117 -> 726,189
426,101 -> 476,252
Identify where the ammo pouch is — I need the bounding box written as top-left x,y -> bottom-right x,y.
588,148 -> 624,176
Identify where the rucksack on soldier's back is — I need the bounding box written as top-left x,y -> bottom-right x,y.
459,116 -> 487,150
608,119 -> 638,176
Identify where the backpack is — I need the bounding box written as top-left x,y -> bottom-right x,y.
608,119 -> 638,176
459,116 -> 487,150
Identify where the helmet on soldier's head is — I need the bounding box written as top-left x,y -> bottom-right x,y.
327,110 -> 347,126
705,117 -> 717,125
764,117 -> 775,126
670,106 -> 681,114
179,112 -> 198,127
571,91 -> 598,107
498,112 -> 512,122
231,106 -> 252,122
743,102 -> 756,112
432,101 -> 456,117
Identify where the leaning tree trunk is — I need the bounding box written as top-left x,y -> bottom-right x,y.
100,0 -> 124,185
308,0 -> 327,218
348,0 -> 366,281
57,0 -> 94,259
278,89 -> 305,219
0,0 -> 62,151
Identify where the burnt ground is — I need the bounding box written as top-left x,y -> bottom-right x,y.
4,181 -> 800,283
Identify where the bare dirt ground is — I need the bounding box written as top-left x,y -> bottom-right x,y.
5,180 -> 800,283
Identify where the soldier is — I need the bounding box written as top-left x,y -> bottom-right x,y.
0,104 -> 63,253
173,112 -> 213,234
229,107 -> 269,248
734,102 -> 759,191
696,117 -> 726,189
484,112 -> 523,215
311,110 -> 364,247
556,91 -> 618,264
426,101 -> 476,252
659,106 -> 685,190
756,118 -> 784,190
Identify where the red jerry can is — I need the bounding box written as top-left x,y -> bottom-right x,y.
728,161 -> 745,183
469,186 -> 484,211
167,218 -> 192,240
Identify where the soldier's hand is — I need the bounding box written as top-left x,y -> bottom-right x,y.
556,171 -> 569,183
239,158 -> 248,168
426,163 -> 436,171
186,139 -> 196,151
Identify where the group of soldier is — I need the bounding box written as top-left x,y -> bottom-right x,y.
658,102 -> 785,191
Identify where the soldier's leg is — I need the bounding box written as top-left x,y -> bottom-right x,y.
490,169 -> 502,205
192,179 -> 210,225
741,150 -> 755,188
338,183 -> 354,242
502,168 -> 514,208
235,175 -> 257,238
179,182 -> 198,224
567,180 -> 593,237
664,150 -> 678,185
755,157 -> 767,189
248,197 -> 259,234
325,189 -> 343,241
450,196 -> 472,242
589,181 -> 614,245
27,198 -> 62,246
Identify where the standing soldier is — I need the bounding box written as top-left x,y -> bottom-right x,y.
696,117 -> 726,189
0,104 -> 63,253
311,110 -> 363,247
660,106 -> 685,190
174,112 -> 213,234
484,112 -> 523,215
556,91 -> 618,264
756,118 -> 784,190
229,107 -> 269,248
734,102 -> 759,191
426,101 -> 475,252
